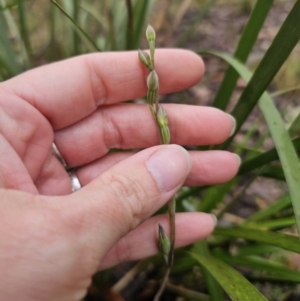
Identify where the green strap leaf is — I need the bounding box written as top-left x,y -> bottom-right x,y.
0,13 -> 21,76
245,195 -> 291,223
246,217 -> 295,231
289,111 -> 300,138
189,252 -> 268,301
239,137 -> 300,174
132,0 -> 153,49
213,0 -> 274,110
214,252 -> 300,283
214,227 -> 300,253
231,0 -> 300,135
193,241 -> 224,301
271,85 -> 300,97
198,180 -> 236,213
206,0 -> 300,148
17,0 -> 32,60
200,51 -> 300,236
50,0 -> 100,51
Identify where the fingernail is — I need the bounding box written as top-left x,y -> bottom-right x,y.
234,154 -> 242,166
227,114 -> 236,137
146,145 -> 191,192
209,214 -> 218,226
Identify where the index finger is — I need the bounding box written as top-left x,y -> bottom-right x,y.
2,50 -> 204,129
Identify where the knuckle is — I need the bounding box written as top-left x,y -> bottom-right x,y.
101,109 -> 124,149
113,235 -> 132,265
101,172 -> 149,227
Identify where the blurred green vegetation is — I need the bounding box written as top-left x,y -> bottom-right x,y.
1,0 -> 300,300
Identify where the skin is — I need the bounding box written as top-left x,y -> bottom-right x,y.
0,49 -> 240,301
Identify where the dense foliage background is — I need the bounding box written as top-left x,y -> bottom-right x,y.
1,0 -> 300,300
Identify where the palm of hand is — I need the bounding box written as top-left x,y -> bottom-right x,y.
0,51 -> 239,301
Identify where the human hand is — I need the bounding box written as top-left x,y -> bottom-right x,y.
0,50 -> 240,301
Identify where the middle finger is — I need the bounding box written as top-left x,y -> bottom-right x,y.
54,103 -> 235,167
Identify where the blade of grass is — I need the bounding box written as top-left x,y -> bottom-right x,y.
271,85 -> 300,97
200,52 -> 300,236
125,0 -> 133,50
132,0 -> 153,49
17,0 -> 32,61
0,0 -> 30,10
214,227 -> 300,253
288,111 -> 300,138
50,0 -> 100,51
0,13 -> 21,75
246,217 -> 296,231
258,165 -> 286,181
212,0 -> 274,110
245,195 -> 291,223
258,94 -> 300,235
193,241 -> 224,301
190,252 -> 268,301
1,0 -> 29,68
198,180 -> 236,213
239,137 -> 300,174
230,244 -> 281,257
216,0 -> 300,147
72,0 -> 80,55
247,274 -> 300,283
215,252 -> 300,283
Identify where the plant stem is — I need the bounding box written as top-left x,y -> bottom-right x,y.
153,196 -> 176,301
125,0 -> 133,50
73,0 -> 80,55
140,25 -> 177,301
153,268 -> 170,301
50,0 -> 100,52
17,0 -> 32,62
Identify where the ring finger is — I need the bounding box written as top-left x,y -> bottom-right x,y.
53,104 -> 235,167
36,149 -> 240,195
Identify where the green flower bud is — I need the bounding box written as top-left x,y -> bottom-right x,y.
147,89 -> 155,107
138,49 -> 152,70
157,105 -> 168,126
157,105 -> 170,144
149,104 -> 156,118
160,124 -> 170,145
146,24 -> 156,42
147,70 -> 159,90
158,224 -> 171,265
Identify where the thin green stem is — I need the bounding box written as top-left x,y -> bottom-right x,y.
165,283 -> 211,301
140,25 -> 176,301
125,0 -> 133,50
168,198 -> 175,264
17,0 -> 32,61
73,0 -> 80,55
50,0 -> 100,52
153,268 -> 170,301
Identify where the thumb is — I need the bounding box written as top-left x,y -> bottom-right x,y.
65,144 -> 191,259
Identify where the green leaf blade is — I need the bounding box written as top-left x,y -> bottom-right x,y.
213,0 -> 274,110
199,52 -> 300,236
215,253 -> 300,283
190,252 -> 268,301
214,227 -> 300,253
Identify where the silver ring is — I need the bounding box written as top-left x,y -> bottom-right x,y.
52,142 -> 82,192
68,169 -> 82,192
52,142 -> 68,168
